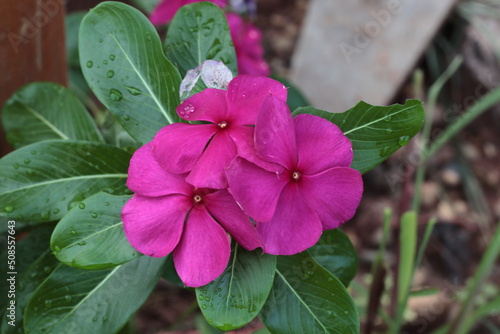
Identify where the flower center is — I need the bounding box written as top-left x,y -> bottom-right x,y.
292,171 -> 301,181
218,121 -> 228,129
193,195 -> 203,203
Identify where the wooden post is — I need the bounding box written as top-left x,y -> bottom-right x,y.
0,0 -> 67,156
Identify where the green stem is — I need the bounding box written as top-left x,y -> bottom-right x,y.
411,56 -> 463,212
448,223 -> 500,334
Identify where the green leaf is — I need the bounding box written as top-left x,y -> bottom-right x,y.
165,2 -> 237,77
66,11 -> 87,68
293,100 -> 425,174
196,246 -> 276,331
1,82 -> 103,148
129,0 -> 160,14
0,140 -> 131,223
272,76 -> 310,111
79,1 -> 182,145
51,193 -> 138,270
0,224 -> 54,311
1,250 -> 59,333
24,256 -> 165,334
260,252 -> 359,334
307,229 -> 358,287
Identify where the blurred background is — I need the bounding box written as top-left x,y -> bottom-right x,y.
1,0 -> 500,333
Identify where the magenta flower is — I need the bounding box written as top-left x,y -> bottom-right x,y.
150,0 -> 227,25
226,13 -> 270,76
227,96 -> 363,255
122,142 -> 261,287
152,75 -> 287,189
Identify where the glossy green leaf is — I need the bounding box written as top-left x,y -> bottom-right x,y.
196,246 -> 276,331
307,229 -> 358,287
293,100 -> 424,174
79,1 -> 182,145
51,193 -> 138,270
24,256 -> 165,334
1,82 -> 103,148
165,2 -> 237,77
260,252 -> 359,334
0,140 -> 131,223
1,250 -> 59,333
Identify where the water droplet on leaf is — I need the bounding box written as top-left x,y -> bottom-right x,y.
109,88 -> 123,101
86,61 -> 93,68
107,70 -> 114,78
79,203 -> 86,209
398,135 -> 410,146
4,206 -> 14,213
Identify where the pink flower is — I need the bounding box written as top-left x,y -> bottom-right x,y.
122,142 -> 261,287
152,75 -> 287,189
227,96 -> 363,255
150,0 -> 227,25
226,13 -> 270,76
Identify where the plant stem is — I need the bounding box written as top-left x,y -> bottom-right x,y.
411,56 -> 463,212
448,222 -> 500,334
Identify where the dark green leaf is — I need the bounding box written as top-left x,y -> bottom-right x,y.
196,246 -> 276,331
66,11 -> 87,68
129,0 -> 160,14
0,140 -> 131,223
162,255 -> 184,287
1,82 -> 103,148
260,252 -> 359,334
24,256 -> 165,334
293,100 -> 425,174
79,1 -> 182,145
165,2 -> 237,77
307,229 -> 358,287
1,250 -> 59,333
0,224 -> 54,311
51,193 -> 138,270
272,76 -> 310,111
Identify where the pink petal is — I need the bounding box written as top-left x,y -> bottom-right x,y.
152,123 -> 218,174
257,182 -> 323,255
228,125 -> 283,173
238,54 -> 271,77
300,167 -> 363,230
122,194 -> 192,257
294,114 -> 353,174
149,0 -> 181,25
177,88 -> 228,122
204,189 -> 262,250
185,131 -> 236,189
127,142 -> 193,197
226,157 -> 288,222
255,96 -> 296,169
226,75 -> 287,125
173,206 -> 231,287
